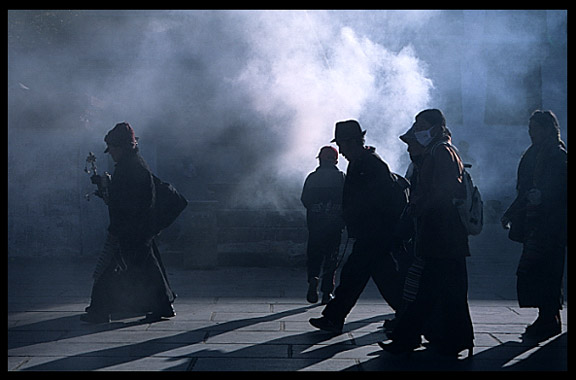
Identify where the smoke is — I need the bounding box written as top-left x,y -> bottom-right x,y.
230,11 -> 433,207
8,10 -> 567,256
40,10 -> 431,208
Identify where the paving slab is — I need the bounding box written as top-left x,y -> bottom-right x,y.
8,256 -> 568,371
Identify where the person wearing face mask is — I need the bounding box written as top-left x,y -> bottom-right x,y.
379,109 -> 474,358
501,110 -> 567,341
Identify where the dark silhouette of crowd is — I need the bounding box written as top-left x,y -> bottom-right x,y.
82,109 -> 566,361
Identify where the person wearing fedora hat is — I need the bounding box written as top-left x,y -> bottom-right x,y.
81,122 -> 177,324
309,120 -> 404,333
301,146 -> 346,304
330,119 -> 366,144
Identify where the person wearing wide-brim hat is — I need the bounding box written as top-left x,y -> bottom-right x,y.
309,119 -> 405,334
379,109 -> 474,357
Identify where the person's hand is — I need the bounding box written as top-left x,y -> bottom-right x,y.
501,215 -> 511,230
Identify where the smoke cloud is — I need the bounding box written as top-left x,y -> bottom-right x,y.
229,11 -> 433,206
8,10 -> 567,256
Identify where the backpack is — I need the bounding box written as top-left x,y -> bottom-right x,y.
431,142 -> 483,236
151,174 -> 188,235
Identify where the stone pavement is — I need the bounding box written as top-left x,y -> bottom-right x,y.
8,226 -> 568,371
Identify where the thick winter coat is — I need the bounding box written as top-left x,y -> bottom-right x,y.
301,163 -> 345,232
341,147 -> 399,241
91,151 -> 175,314
412,137 -> 470,258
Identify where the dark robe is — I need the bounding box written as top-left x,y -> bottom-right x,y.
504,139 -> 567,310
391,136 -> 474,354
87,151 -> 175,316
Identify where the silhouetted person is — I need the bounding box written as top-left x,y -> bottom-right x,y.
380,109 -> 474,357
81,122 -> 176,323
309,120 -> 404,333
501,110 -> 567,341
301,146 -> 345,304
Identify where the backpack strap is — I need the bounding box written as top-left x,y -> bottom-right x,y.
429,140 -> 470,169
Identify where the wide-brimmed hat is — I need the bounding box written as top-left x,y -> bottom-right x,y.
104,122 -> 138,152
331,120 -> 366,143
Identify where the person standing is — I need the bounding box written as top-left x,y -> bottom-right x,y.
380,109 -> 474,357
301,146 -> 346,304
501,110 -> 567,341
309,120 -> 405,333
81,122 -> 177,323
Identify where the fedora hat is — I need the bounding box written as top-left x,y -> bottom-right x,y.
331,120 -> 366,143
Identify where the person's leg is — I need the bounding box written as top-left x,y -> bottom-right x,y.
381,258 -> 440,353
317,239 -> 373,327
370,249 -> 404,312
306,230 -> 324,303
524,244 -> 565,340
423,258 -> 474,355
82,266 -> 116,323
319,230 -> 342,302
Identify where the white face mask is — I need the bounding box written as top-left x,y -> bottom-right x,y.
414,128 -> 434,146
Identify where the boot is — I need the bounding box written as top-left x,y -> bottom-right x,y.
524,310 -> 561,341
307,277 -> 319,304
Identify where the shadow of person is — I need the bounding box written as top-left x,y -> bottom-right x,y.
500,332 -> 567,371
8,313 -> 150,350
164,314 -> 393,371
18,304 -> 318,371
19,305 -> 394,371
348,332 -> 567,371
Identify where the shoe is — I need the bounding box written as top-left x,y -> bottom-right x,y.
307,277 -> 319,304
426,342 -> 474,359
523,317 -> 561,341
525,314 -> 547,335
321,293 -> 334,305
378,339 -> 421,356
309,316 -> 343,334
382,318 -> 397,339
144,305 -> 176,323
80,312 -> 110,324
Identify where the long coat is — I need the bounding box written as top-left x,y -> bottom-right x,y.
90,151 -> 175,315
411,138 -> 469,259
505,140 -> 567,246
504,139 -> 567,309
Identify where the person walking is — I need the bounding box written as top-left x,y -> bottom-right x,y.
501,110 -> 567,341
379,109 -> 474,357
301,146 -> 346,304
309,120 -> 405,334
81,122 -> 178,323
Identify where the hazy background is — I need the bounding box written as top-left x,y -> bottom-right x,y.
8,10 -> 567,258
